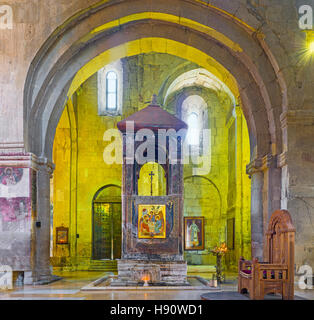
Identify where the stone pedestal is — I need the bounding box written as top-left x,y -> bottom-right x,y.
115,260 -> 188,285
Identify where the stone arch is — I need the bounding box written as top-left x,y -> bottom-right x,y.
184,175 -> 222,218
29,28 -> 268,159
22,1 -> 288,278
92,184 -> 122,260
23,1 -> 286,160
92,184 -> 122,203
162,68 -> 236,107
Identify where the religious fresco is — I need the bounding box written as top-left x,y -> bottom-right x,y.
0,167 -> 31,233
0,197 -> 31,232
0,167 -> 23,186
184,217 -> 204,250
138,204 -> 166,239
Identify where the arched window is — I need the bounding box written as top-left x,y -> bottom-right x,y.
187,112 -> 199,145
98,60 -> 123,115
181,95 -> 207,147
106,71 -> 118,110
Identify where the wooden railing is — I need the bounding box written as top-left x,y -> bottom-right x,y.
257,264 -> 288,281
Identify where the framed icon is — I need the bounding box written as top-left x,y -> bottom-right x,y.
184,216 -> 204,250
56,226 -> 69,244
138,204 -> 166,239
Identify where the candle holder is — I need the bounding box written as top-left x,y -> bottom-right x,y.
210,243 -> 228,284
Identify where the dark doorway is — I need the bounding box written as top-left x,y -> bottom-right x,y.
92,185 -> 121,260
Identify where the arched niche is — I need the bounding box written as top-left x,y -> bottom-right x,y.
184,175 -> 223,265
138,162 -> 167,197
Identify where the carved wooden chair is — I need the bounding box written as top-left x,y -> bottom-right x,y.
238,210 -> 295,300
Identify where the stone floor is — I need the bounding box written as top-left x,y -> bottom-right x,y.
0,271 -> 313,300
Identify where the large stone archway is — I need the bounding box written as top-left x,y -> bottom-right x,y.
21,0 -> 287,282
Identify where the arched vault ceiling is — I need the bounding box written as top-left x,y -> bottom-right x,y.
91,12 -> 244,52
68,38 -> 240,101
163,68 -> 236,106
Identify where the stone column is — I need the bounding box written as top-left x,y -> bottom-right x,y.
247,162 -> 264,260
261,155 -> 281,228
31,158 -> 55,284
247,154 -> 282,260
280,110 -> 314,268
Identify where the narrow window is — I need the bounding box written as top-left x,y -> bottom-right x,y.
106,71 -> 118,111
187,112 -> 199,145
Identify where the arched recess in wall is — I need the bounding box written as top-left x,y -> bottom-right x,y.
92,184 -> 121,260
184,175 -> 222,218
184,175 -> 223,265
138,162 -> 167,196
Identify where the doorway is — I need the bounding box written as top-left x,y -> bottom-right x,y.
92,185 -> 121,260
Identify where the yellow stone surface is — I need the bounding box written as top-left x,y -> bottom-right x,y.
52,52 -> 251,271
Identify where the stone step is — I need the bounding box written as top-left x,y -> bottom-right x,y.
187,265 -> 216,273
88,260 -> 118,271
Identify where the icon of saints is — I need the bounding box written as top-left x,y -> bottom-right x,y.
189,220 -> 200,247
148,210 -> 155,235
154,211 -> 163,235
140,209 -> 150,235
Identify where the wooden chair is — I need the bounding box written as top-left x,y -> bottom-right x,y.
238,210 -> 295,300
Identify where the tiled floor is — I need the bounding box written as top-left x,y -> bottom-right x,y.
0,271 -> 313,300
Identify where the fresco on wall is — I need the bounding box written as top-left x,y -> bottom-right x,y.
138,205 -> 166,239
0,167 -> 23,186
0,197 -> 31,232
0,168 -> 31,254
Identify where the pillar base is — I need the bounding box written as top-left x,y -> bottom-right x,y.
24,268 -> 62,285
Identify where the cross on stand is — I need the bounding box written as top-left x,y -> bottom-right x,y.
149,171 -> 155,196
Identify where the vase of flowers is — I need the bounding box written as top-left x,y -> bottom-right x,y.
210,243 -> 228,283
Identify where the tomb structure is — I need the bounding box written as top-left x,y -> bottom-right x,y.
115,95 -> 188,286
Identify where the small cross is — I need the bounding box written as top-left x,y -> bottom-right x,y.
149,171 -> 155,196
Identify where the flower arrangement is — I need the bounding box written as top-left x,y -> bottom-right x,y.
211,243 -> 228,256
